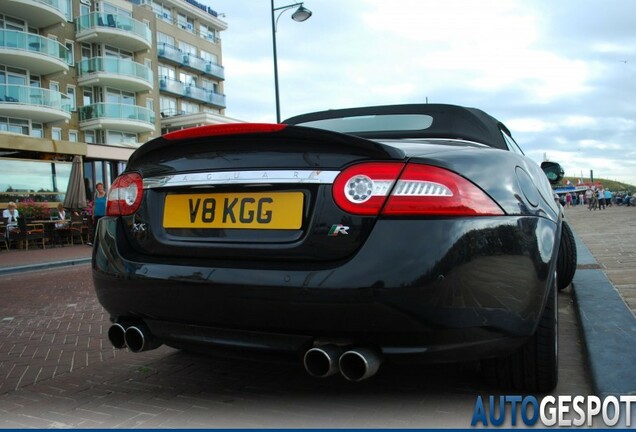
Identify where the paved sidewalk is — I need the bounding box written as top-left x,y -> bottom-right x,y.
0,244 -> 92,275
1,206 -> 635,398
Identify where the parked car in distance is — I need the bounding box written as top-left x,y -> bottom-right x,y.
93,103 -> 575,392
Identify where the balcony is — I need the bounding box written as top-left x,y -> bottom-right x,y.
159,77 -> 226,108
77,57 -> 153,93
159,77 -> 184,96
0,30 -> 71,75
0,84 -> 71,123
183,53 -> 224,80
75,12 -> 152,52
0,0 -> 68,28
157,43 -> 182,64
204,62 -> 225,80
79,103 -> 156,133
208,91 -> 226,108
158,43 -> 225,80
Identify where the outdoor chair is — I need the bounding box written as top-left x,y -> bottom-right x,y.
69,214 -> 85,245
0,229 -> 8,251
17,218 -> 46,250
51,215 -> 71,247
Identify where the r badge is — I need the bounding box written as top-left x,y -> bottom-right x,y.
328,224 -> 349,236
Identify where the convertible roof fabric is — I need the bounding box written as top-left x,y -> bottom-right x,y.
284,103 -> 512,150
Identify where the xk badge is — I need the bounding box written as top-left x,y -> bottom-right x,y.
328,224 -> 349,236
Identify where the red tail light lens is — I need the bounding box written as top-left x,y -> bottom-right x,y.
332,162 -> 503,217
107,173 -> 143,216
383,164 -> 503,216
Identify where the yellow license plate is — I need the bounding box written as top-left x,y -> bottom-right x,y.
163,192 -> 304,229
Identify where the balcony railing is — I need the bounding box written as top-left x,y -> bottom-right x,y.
159,77 -> 184,95
158,43 -> 225,79
158,43 -> 182,64
78,57 -> 153,84
159,77 -> 226,108
75,12 -> 152,46
0,84 -> 71,112
208,91 -> 226,107
0,29 -> 72,64
79,103 -> 156,124
0,0 -> 69,27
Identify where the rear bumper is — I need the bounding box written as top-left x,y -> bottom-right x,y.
93,215 -> 558,363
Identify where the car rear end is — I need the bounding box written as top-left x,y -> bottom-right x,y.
93,123 -> 559,381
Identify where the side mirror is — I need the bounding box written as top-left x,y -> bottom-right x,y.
541,161 -> 564,184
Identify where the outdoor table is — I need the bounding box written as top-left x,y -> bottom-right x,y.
31,219 -> 71,247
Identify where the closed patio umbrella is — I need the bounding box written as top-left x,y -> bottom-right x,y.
63,155 -> 88,211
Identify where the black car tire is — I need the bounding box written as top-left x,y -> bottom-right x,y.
557,220 -> 577,291
482,276 -> 558,392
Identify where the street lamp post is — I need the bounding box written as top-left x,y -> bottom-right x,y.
270,1 -> 312,123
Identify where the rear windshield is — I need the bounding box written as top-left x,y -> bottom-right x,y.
295,114 -> 434,134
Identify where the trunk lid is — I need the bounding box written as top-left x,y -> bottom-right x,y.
123,125 -> 406,263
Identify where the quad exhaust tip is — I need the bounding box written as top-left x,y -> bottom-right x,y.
304,345 -> 342,378
107,323 -> 127,349
339,348 -> 382,382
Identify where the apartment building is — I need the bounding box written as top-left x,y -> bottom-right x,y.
0,0 -> 230,207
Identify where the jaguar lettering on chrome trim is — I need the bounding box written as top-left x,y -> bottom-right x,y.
144,170 -> 339,189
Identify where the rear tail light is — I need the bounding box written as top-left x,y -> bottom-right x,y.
107,173 -> 143,216
333,163 -> 404,215
332,162 -> 503,217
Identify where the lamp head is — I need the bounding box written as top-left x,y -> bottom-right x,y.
291,5 -> 312,22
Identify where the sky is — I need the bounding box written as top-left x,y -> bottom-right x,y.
206,0 -> 636,186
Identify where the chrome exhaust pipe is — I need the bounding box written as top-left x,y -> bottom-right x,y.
303,345 -> 342,378
339,347 -> 382,382
124,324 -> 161,353
107,323 -> 127,349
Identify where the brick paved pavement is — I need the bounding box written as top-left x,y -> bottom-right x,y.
0,264 -> 592,427
564,204 -> 636,316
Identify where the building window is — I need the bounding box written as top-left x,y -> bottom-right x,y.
31,122 -> 43,137
157,32 -> 174,47
49,81 -> 60,93
65,40 -> 74,65
0,116 -> 29,135
158,64 -> 175,81
152,1 -> 172,23
52,127 -> 62,140
160,96 -> 177,116
69,130 -> 78,142
84,130 -> 95,143
199,24 -> 216,42
179,41 -> 196,56
67,85 -> 76,111
181,100 -> 198,114
107,130 -> 137,145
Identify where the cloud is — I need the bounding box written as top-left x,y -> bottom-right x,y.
208,0 -> 636,185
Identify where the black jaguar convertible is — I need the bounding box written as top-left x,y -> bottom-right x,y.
92,104 -> 576,392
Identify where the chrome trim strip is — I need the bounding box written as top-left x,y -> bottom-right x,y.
144,170 -> 340,189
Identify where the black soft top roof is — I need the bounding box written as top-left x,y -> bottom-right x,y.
283,103 -> 512,150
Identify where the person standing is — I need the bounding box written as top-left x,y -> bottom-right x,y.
88,182 -> 107,246
585,188 -> 594,210
597,188 -> 605,210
